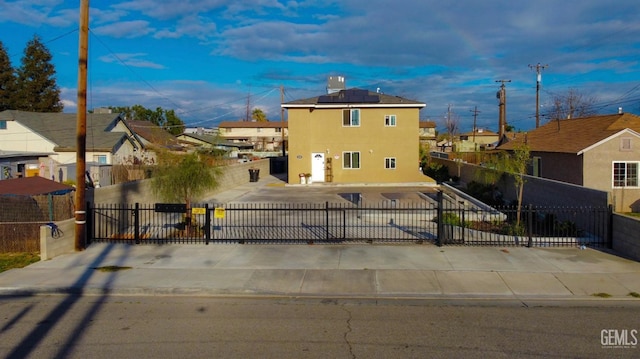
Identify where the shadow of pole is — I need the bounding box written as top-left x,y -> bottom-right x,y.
6,243 -> 128,359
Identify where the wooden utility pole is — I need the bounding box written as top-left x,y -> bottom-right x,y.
529,63 -> 548,128
495,79 -> 511,139
280,85 -> 285,156
470,106 -> 480,142
75,0 -> 89,251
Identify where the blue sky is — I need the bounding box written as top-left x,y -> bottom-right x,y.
1,0 -> 640,133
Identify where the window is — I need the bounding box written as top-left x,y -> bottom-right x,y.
343,151 -> 360,169
385,157 -> 396,169
93,155 -> 107,164
384,115 -> 396,127
621,137 -> 632,151
343,109 -> 360,127
257,128 -> 262,132
0,120 -> 6,129
613,162 -> 638,187
275,127 -> 282,133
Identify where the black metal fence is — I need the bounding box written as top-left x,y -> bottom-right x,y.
88,199 -> 611,247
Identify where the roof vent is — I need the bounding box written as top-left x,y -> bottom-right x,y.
619,107 -> 623,114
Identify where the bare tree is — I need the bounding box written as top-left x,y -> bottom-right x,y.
548,88 -> 598,120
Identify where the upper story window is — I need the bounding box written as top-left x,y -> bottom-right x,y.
275,127 -> 282,133
385,115 -> 396,127
613,161 -> 638,188
257,128 -> 262,132
0,120 -> 6,130
343,109 -> 360,127
620,137 -> 632,151
385,157 -> 396,169
225,128 -> 232,133
343,151 -> 360,169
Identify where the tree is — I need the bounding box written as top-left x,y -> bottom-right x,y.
151,150 -> 222,232
110,105 -> 185,135
0,41 -> 15,111
476,143 -> 531,228
548,88 -> 597,120
14,35 -> 62,112
252,108 -> 268,122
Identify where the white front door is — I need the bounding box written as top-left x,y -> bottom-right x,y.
311,153 -> 325,182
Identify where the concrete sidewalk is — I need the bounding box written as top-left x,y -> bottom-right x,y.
2,243 -> 640,300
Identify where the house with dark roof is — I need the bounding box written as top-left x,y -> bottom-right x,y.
282,87 -> 433,184
497,112 -> 640,212
0,110 -> 144,166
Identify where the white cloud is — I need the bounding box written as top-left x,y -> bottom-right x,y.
98,53 -> 165,69
92,20 -> 155,38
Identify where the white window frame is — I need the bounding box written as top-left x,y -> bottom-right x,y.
385,157 -> 396,169
343,109 -> 360,127
385,114 -> 396,127
343,151 -> 360,169
613,161 -> 639,188
93,155 -> 107,164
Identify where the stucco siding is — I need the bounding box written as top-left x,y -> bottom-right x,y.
287,107 -> 428,184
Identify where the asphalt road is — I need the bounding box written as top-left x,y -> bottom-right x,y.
1,295 -> 639,358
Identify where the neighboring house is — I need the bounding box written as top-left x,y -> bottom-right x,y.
282,87 -> 432,184
419,121 -> 437,148
457,128 -> 500,151
177,132 -> 253,158
497,112 -> 640,212
0,110 -> 146,184
218,120 -> 288,152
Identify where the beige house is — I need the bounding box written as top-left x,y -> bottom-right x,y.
0,110 -> 141,166
282,88 -> 433,184
419,121 -> 437,148
498,112 -> 640,212
218,121 -> 287,151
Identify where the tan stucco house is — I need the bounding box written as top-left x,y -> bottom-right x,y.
498,112 -> 640,212
218,120 -> 287,152
282,88 -> 434,184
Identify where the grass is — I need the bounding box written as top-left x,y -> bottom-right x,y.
0,252 -> 40,273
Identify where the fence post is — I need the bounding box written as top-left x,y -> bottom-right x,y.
205,203 -> 211,245
527,204 -> 533,247
607,205 -> 613,249
436,191 -> 443,246
325,201 -> 330,241
134,203 -> 140,244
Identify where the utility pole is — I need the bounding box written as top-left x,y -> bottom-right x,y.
75,0 -> 89,251
280,85 -> 285,156
245,91 -> 251,121
495,80 -> 511,140
529,63 -> 548,128
470,106 -> 481,143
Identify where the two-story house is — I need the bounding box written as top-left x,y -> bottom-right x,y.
218,121 -> 287,152
498,112 -> 640,212
282,88 -> 433,184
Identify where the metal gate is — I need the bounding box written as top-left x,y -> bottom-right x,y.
88,200 -> 610,247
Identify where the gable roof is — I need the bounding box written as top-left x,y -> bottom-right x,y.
419,121 -> 437,128
498,113 -> 640,154
122,120 -> 183,150
0,176 -> 74,196
282,88 -> 425,108
0,110 -> 127,151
